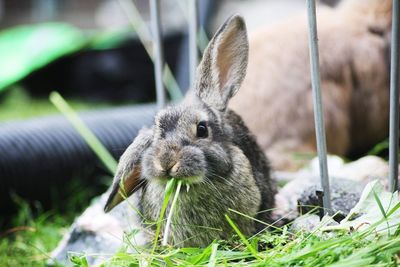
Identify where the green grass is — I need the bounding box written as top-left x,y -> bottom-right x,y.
87,220 -> 400,266
2,92 -> 400,266
0,87 -> 110,121
91,183 -> 400,266
0,205 -> 69,267
69,178 -> 400,267
3,196 -> 400,267
0,176 -> 105,266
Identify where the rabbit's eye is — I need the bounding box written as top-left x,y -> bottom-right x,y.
196,121 -> 208,138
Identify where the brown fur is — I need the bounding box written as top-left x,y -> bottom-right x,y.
229,0 -> 392,170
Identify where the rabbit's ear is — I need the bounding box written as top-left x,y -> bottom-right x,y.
195,15 -> 248,111
104,128 -> 153,212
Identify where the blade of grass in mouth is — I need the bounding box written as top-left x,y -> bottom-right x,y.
151,178 -> 182,254
162,180 -> 182,246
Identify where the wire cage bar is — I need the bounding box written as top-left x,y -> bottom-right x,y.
306,0 -> 332,213
188,0 -> 199,87
389,0 -> 400,192
150,0 -> 166,110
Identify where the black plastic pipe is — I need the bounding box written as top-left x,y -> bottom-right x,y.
0,104 -> 156,214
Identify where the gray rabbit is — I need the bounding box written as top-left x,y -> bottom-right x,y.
104,15 -> 276,247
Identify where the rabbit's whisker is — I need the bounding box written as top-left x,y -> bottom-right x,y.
204,177 -> 224,199
207,169 -> 237,188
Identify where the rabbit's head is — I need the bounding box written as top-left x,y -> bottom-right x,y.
104,15 -> 249,212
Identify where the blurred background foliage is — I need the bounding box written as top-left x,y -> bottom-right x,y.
0,87 -> 110,120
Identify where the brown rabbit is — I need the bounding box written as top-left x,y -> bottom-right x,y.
229,0 -> 393,171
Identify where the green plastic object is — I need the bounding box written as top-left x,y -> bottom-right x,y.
0,23 -> 86,92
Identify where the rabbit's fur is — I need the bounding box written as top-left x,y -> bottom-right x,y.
229,0 -> 393,170
104,16 -> 276,247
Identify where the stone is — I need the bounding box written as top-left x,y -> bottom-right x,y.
272,155 -> 389,223
290,214 -> 321,233
49,191 -> 149,266
297,178 -> 364,220
290,214 -> 339,234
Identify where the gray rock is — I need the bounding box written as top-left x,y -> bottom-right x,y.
297,178 -> 364,220
272,155 -> 388,224
49,191 -> 150,266
273,175 -> 364,223
290,214 -> 339,234
290,214 -> 321,233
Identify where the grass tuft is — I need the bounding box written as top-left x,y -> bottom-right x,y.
163,180 -> 182,246
224,214 -> 261,260
151,178 -> 178,254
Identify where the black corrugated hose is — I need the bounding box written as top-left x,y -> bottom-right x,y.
0,104 -> 156,215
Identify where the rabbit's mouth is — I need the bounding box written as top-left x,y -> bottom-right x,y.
171,175 -> 203,185
142,145 -> 207,184
153,175 -> 203,185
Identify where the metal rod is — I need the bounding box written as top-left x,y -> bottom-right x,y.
389,0 -> 400,192
177,0 -> 209,52
117,0 -> 183,102
188,0 -> 199,87
32,0 -> 59,21
306,0 -> 332,213
150,0 -> 166,110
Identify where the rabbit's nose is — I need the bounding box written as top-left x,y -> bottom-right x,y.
159,150 -> 177,171
161,160 -> 178,174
